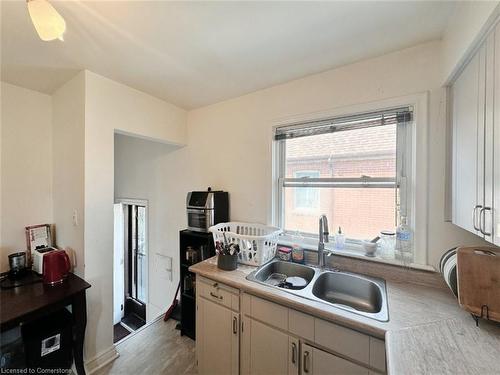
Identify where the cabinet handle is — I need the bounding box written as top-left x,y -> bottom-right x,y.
479,207 -> 492,236
473,205 -> 482,231
291,342 -> 297,364
210,292 -> 223,300
233,317 -> 237,334
303,351 -> 310,373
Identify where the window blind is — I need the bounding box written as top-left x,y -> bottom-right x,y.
274,107 -> 413,141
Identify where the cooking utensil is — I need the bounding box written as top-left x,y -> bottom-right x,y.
42,250 -> 71,285
362,241 -> 378,257
283,276 -> 308,289
265,272 -> 287,286
457,246 -> 500,322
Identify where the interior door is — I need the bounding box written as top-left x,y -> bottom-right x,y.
136,205 -> 147,302
113,203 -> 125,324
129,204 -> 147,304
452,50 -> 481,234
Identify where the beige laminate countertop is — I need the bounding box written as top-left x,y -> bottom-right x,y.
190,257 -> 500,375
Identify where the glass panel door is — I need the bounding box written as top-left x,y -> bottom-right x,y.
136,205 -> 147,303
129,204 -> 147,305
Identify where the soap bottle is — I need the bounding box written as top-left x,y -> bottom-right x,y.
335,227 -> 345,250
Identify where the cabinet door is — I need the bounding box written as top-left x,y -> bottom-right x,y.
302,343 -> 369,375
197,298 -> 239,375
302,343 -> 314,375
492,23 -> 500,245
483,32 -> 495,242
288,336 -> 300,375
452,49 -> 481,234
244,318 -> 292,375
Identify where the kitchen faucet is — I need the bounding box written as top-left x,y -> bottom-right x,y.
318,215 -> 330,268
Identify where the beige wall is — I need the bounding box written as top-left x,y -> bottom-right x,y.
52,72 -> 86,276
1,72 -> 187,363
162,41 -> 488,269
2,4 -> 498,364
0,82 -> 53,272
83,70 -> 187,362
442,1 -> 499,83
114,133 -> 181,322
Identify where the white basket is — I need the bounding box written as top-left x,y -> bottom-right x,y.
209,222 -> 282,266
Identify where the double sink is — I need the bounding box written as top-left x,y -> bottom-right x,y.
246,260 -> 389,322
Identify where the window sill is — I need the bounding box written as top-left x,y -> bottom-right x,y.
278,235 -> 436,272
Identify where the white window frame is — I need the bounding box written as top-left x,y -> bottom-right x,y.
270,94 -> 429,268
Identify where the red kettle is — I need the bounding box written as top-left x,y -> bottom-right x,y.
43,250 -> 71,285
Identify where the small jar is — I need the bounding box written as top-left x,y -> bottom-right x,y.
379,230 -> 396,259
277,246 -> 292,261
291,231 -> 305,263
186,247 -> 198,264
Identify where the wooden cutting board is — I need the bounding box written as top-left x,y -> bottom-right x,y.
457,246 -> 500,322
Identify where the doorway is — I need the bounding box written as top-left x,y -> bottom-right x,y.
113,199 -> 148,343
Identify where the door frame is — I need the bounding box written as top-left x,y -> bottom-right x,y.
114,198 -> 149,306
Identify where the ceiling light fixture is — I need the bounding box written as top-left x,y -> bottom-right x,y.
27,0 -> 66,41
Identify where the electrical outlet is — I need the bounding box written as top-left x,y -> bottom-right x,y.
72,209 -> 78,226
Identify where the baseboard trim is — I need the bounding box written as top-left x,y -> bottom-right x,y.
85,345 -> 120,374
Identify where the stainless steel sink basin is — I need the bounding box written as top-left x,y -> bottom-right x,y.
312,272 -> 383,314
246,260 -> 389,322
250,260 -> 315,289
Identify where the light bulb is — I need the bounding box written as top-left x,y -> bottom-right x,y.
27,0 -> 66,42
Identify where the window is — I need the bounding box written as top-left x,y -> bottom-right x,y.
274,107 -> 413,241
294,171 -> 320,210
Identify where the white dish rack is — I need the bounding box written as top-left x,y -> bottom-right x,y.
209,222 -> 282,266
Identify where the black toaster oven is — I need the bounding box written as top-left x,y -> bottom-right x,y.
186,189 -> 229,232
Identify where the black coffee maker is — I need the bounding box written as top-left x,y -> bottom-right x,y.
8,252 -> 28,279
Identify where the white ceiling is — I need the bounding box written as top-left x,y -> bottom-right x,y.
1,1 -> 456,109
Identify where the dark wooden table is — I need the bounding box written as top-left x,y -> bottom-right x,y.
1,273 -> 91,375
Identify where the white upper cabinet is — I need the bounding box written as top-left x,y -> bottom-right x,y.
494,23 -> 500,246
451,22 -> 499,245
451,46 -> 481,234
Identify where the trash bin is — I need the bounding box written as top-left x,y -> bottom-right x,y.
21,308 -> 73,370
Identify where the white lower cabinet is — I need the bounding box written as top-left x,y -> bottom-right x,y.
196,278 -> 239,375
241,317 -> 296,375
240,318 -> 369,375
302,343 -> 369,375
197,282 -> 386,375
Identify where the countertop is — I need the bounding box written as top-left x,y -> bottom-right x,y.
190,257 -> 500,374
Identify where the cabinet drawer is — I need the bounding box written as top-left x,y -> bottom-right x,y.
314,318 -> 370,365
249,295 -> 288,331
289,309 -> 314,341
198,277 -> 239,311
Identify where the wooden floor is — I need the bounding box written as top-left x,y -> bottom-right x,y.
95,318 -> 196,375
